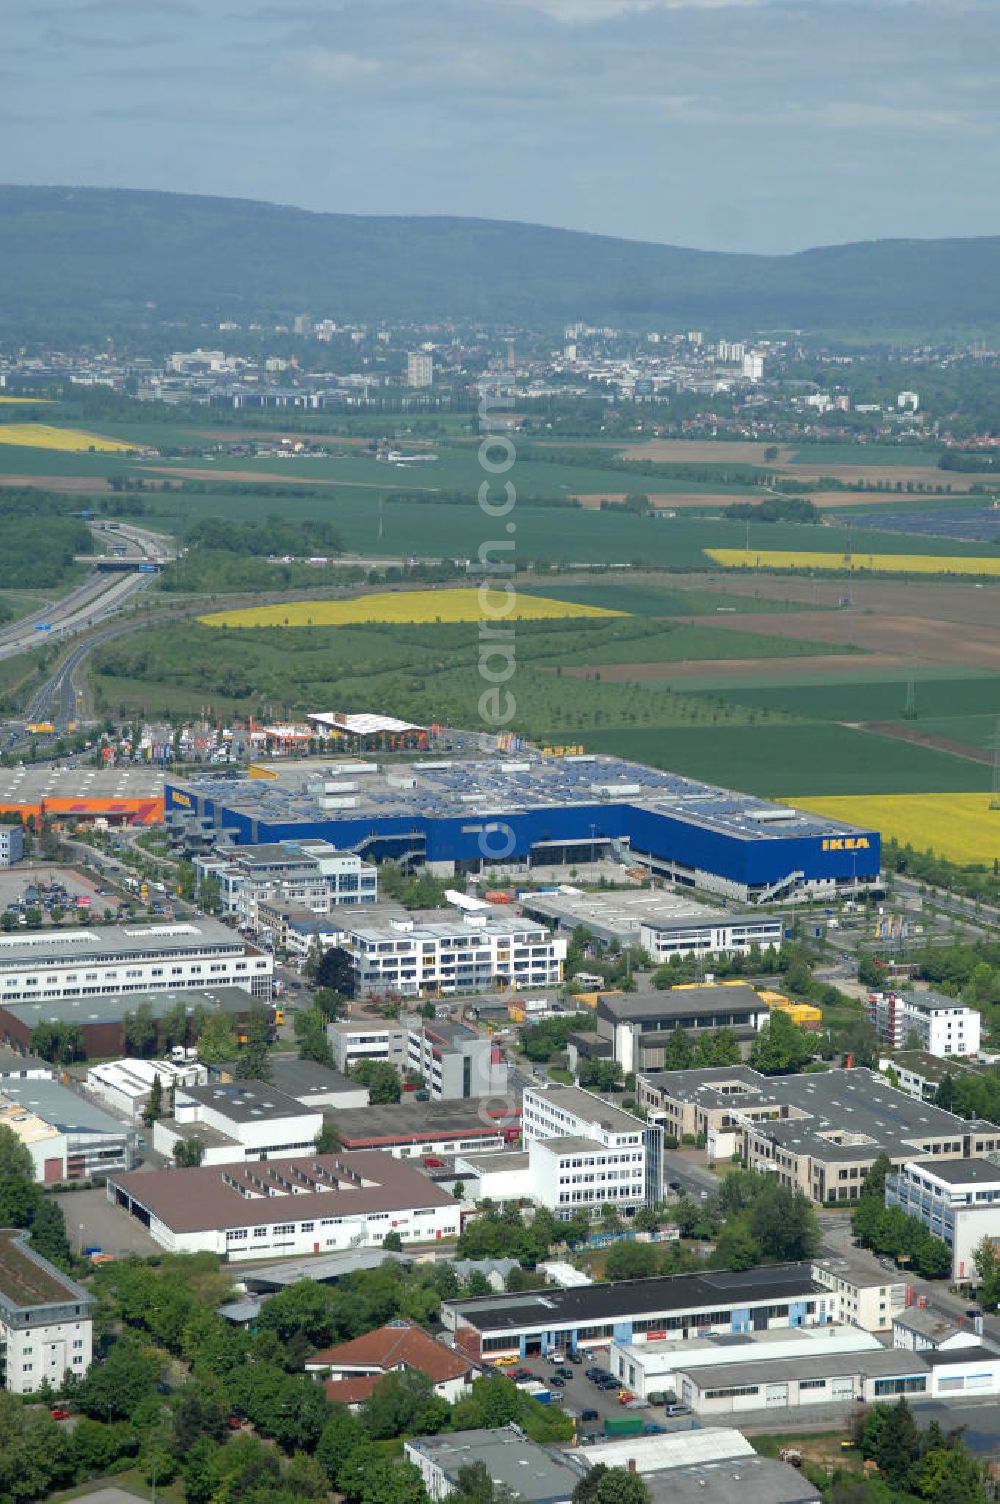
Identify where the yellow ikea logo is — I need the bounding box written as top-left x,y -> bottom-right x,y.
171,791 -> 192,808
823,837 -> 869,851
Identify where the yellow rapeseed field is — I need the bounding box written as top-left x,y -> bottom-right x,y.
0,423 -> 136,453
706,547 -> 1000,578
793,793 -> 1000,866
0,397 -> 51,405
199,587 -> 626,630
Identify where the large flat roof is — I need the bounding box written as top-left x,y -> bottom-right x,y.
644,1457 -> 819,1504
0,918 -> 245,969
109,1150 -> 457,1232
679,1345 -> 930,1391
444,1262 -> 822,1333
181,1079 -> 317,1123
642,1066 -> 999,1164
0,985 -> 255,1029
525,1083 -> 645,1136
521,887 -> 752,938
601,984 -> 766,1023
0,766 -> 164,805
168,753 -> 874,847
905,1157 -> 1000,1186
406,1428 -> 583,1504
0,1078 -> 132,1136
328,1098 -> 520,1146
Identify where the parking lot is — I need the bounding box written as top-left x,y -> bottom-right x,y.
0,863 -> 121,925
52,1183 -> 162,1260
497,1351 -> 689,1440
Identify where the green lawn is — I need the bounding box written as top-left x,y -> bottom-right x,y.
567,723 -> 994,796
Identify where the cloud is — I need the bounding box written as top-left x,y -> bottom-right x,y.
277,47 -> 381,85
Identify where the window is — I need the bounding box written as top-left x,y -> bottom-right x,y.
799,1379 -> 827,1390
874,1377 -> 927,1397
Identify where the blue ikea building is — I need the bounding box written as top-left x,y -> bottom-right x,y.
165,754 -> 879,904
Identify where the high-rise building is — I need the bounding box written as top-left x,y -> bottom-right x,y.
407,352 -> 434,388
743,352 -> 765,382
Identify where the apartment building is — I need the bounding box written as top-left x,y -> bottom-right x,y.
868,990 -> 980,1058
886,1158 -> 1000,1283
0,920 -> 273,1007
638,1066 -> 1000,1204
327,1017 -> 407,1074
339,909 -> 565,999
0,1230 -> 94,1394
522,1084 -> 662,1214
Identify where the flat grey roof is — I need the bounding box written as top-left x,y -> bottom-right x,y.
406,1428 -> 584,1504
520,887 -> 751,937
601,984 -> 766,1023
907,1157 -> 1000,1186
0,985 -> 255,1029
458,1151 -> 530,1174
893,1307 -> 964,1340
244,1055 -> 361,1098
0,918 -> 245,969
525,1083 -> 645,1135
181,1080 -> 315,1123
0,1078 -> 130,1137
645,1457 -> 819,1504
813,1248 -> 907,1292
330,1099 -> 519,1146
642,1066 -> 1000,1164
0,1045 -> 50,1075
679,1345 -> 929,1391
887,1050 -> 983,1081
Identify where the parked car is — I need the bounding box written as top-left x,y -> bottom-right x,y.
557,1367 -> 573,1380
50,1409 -> 71,1422
665,1403 -> 692,1416
643,1423 -> 667,1435
549,1376 -> 566,1388
548,1350 -> 566,1364
617,1391 -> 635,1405
567,1352 -> 582,1365
581,1410 -> 600,1423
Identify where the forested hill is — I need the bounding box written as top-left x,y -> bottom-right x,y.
2,184 -> 999,336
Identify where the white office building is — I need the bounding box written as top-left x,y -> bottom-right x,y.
522,1083 -> 662,1215
194,841 -> 376,933
406,352 -> 434,388
0,1230 -> 94,1394
0,920 -> 273,1005
152,1079 -> 323,1167
340,909 -> 565,998
886,1158 -> 1000,1283
868,990 -> 980,1058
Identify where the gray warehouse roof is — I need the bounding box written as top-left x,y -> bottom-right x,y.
644,1457 -> 820,1504
0,986 -> 255,1030
678,1345 -> 930,1391
0,1078 -> 133,1136
406,1428 -> 584,1504
0,918 -> 245,968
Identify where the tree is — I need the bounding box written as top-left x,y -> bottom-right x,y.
663,1024 -> 694,1070
122,999 -> 158,1057
579,1057 -> 624,1091
77,1337 -> 162,1421
313,986 -> 346,1022
318,1408 -> 366,1487
711,1213 -> 761,1271
295,1006 -> 333,1066
143,1073 -> 165,1128
0,1122 -> 35,1181
29,1198 -> 72,1267
234,1004 -> 272,1081
864,1397 -> 921,1490
315,947 -> 356,999
748,1010 -> 813,1075
973,1235 -> 1000,1310
604,1241 -> 659,1281
174,1136 -> 205,1167
315,1121 -> 341,1153
581,1470 -> 649,1504
747,1183 -> 819,1262
162,997 -> 190,1050
351,1059 -> 401,1104
362,1369 -> 449,1440
196,1010 -> 237,1063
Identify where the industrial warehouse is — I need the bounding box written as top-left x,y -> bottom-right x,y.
165,753 -> 880,904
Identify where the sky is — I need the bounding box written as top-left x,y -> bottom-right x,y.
5,0 -> 1000,254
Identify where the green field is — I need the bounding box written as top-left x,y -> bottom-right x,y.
687,675 -> 1000,723
569,723 -> 994,797
517,580 -> 815,615
790,443 -> 942,466
538,623 -> 853,667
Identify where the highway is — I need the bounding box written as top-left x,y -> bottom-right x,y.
1,522 -> 176,739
